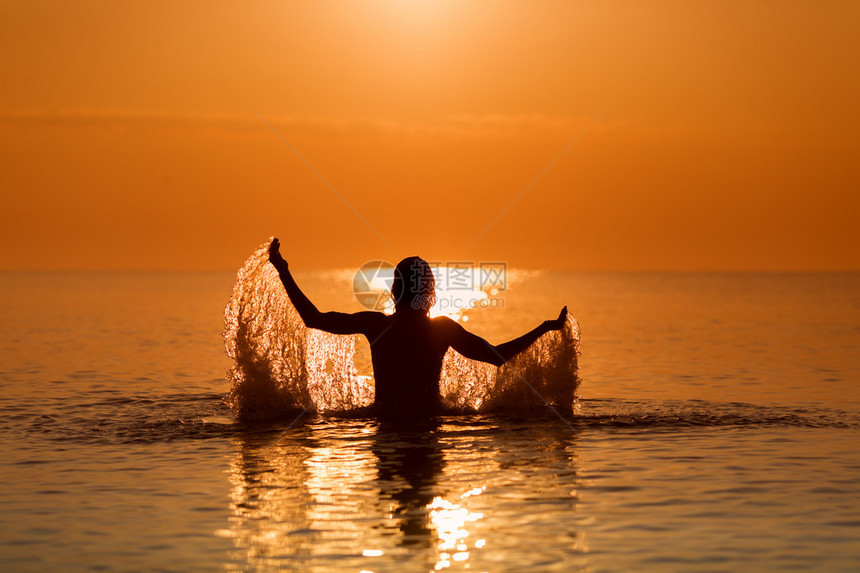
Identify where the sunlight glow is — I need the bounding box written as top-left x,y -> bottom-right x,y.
358,265 -> 506,321
428,490 -> 485,570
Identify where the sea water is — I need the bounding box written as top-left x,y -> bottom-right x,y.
1,265 -> 859,571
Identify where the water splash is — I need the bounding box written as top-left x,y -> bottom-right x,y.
439,316 -> 581,413
224,240 -> 581,421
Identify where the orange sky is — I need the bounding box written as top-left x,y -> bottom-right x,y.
1,1 -> 858,271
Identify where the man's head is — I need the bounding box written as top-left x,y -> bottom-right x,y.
391,256 -> 436,314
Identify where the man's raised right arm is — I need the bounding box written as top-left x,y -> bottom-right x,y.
269,238 -> 383,336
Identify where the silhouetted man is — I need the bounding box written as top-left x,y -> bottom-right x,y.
269,238 -> 567,416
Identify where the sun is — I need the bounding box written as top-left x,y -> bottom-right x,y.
353,263 -> 506,321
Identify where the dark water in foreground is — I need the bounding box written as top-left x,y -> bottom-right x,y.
1,271 -> 858,571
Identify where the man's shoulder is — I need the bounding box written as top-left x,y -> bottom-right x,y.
353,310 -> 389,324
430,315 -> 463,332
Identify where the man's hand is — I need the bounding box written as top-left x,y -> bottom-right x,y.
543,306 -> 568,331
268,238 -> 287,271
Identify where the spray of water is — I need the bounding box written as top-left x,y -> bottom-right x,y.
224,241 -> 580,421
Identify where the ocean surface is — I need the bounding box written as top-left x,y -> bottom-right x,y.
1,267 -> 859,572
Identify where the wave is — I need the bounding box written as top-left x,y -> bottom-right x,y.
17,394 -> 857,446
572,399 -> 860,429
223,240 -> 582,421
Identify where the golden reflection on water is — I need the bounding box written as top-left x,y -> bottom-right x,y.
222,419 -> 583,571
427,489 -> 485,570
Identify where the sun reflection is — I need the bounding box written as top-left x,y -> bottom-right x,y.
427,489 -> 485,571
223,415 -> 582,570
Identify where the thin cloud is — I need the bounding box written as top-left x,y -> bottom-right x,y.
0,108 -> 712,143
0,109 -> 605,136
